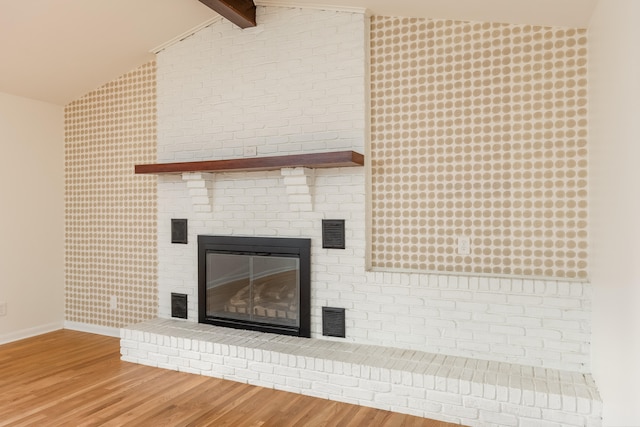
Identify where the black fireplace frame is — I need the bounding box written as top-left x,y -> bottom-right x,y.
198,235 -> 311,337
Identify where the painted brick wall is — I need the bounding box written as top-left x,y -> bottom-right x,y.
155,7 -> 591,373
157,6 -> 366,162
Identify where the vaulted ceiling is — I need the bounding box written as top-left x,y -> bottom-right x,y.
0,0 -> 598,106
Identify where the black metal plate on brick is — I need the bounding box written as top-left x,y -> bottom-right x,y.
322,306 -> 345,338
171,218 -> 188,244
322,219 -> 345,249
171,293 -> 188,319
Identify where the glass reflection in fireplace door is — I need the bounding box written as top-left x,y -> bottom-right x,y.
205,253 -> 300,328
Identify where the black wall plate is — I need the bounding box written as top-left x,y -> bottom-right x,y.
171,293 -> 188,319
322,219 -> 345,249
171,219 -> 188,244
322,306 -> 346,338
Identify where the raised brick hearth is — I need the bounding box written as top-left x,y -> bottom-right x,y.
122,319 -> 602,426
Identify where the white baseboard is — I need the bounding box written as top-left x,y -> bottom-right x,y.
64,321 -> 120,338
0,322 -> 64,345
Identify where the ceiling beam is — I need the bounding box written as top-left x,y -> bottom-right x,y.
198,0 -> 256,29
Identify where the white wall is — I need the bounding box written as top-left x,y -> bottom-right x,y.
589,1 -> 640,425
0,92 -> 65,343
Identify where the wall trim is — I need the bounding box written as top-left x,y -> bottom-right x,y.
0,322 -> 64,345
367,266 -> 591,284
151,16 -> 222,54
255,1 -> 369,16
64,321 -> 121,338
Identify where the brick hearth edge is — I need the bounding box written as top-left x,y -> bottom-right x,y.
121,319 -> 602,427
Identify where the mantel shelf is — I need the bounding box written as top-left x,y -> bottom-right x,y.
134,150 -> 364,175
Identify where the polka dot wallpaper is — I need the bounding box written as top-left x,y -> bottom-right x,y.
62,16 -> 589,330
370,17 -> 589,279
64,61 -> 158,328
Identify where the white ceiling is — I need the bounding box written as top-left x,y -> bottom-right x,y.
0,0 -> 599,106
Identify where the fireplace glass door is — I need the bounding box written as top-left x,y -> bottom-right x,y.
205,253 -> 300,328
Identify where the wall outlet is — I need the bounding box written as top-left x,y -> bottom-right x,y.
0,302 -> 6,317
109,295 -> 117,310
457,236 -> 471,255
243,146 -> 257,157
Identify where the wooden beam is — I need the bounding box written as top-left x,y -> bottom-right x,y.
199,0 -> 256,29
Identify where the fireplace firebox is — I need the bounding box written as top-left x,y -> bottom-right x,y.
198,235 -> 311,337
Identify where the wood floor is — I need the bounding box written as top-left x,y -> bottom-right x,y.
0,330 -> 460,427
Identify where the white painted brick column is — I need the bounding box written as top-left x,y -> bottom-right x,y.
182,172 -> 214,220
282,167 -> 314,212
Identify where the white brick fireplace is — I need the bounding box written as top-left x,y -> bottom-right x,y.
155,5 -> 369,344
121,6 -> 601,425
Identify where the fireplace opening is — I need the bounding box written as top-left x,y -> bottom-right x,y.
198,235 -> 311,337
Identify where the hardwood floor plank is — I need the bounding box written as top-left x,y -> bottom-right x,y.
0,330 -> 462,427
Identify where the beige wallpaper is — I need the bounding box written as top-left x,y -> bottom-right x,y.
64,61 -> 158,328
370,17 -> 588,279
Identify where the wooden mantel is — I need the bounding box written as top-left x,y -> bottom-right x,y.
134,151 -> 364,175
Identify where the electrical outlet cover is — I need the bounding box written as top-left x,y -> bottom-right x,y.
457,236 -> 471,255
